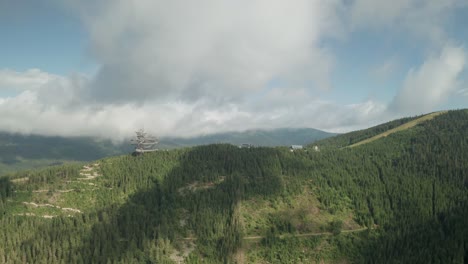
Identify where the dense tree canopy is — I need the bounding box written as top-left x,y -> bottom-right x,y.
0,110 -> 467,263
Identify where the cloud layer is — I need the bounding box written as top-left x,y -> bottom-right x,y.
77,0 -> 342,103
0,0 -> 466,140
0,69 -> 58,92
0,67 -> 387,140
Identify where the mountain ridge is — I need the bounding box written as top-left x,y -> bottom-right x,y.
1,109 -> 467,263
346,110 -> 448,148
0,127 -> 334,175
161,127 -> 334,148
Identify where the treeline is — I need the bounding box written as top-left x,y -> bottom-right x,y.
313,114 -> 421,149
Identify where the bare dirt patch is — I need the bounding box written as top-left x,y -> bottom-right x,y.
23,202 -> 58,208
233,248 -> 246,264
22,202 -> 82,214
78,163 -> 102,180
42,215 -> 55,219
169,241 -> 195,264
11,177 -> 29,183
177,176 -> 226,194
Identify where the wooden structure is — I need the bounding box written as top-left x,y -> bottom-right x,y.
131,129 -> 158,154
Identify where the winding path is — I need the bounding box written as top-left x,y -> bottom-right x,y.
180,227 -> 371,241
243,227 -> 370,240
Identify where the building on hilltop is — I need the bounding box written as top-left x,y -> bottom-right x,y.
290,145 -> 303,152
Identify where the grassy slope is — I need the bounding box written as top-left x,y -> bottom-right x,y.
311,114 -> 422,149
347,111 -> 448,148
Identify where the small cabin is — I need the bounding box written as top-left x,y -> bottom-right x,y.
290,145 -> 303,152
313,145 -> 320,152
239,143 -> 253,149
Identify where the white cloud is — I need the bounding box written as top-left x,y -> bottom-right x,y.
64,0 -> 344,103
391,44 -> 466,114
3,1 -> 394,140
457,88 -> 468,96
0,68 -> 388,139
0,69 -> 59,92
0,1 -> 465,140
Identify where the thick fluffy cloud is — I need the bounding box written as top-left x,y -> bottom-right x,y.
391,44 -> 466,114
0,1 -> 466,140
0,68 -> 386,139
70,0 -> 342,103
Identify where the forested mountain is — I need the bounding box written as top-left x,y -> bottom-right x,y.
161,128 -> 334,148
0,128 -> 333,175
0,133 -> 128,175
311,111 -> 452,151
0,110 -> 467,263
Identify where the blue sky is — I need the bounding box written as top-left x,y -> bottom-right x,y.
0,1 -> 93,75
0,0 -> 467,139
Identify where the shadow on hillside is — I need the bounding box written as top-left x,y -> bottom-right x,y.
14,136 -> 468,263
355,202 -> 468,264
79,145 -> 285,263
0,177 -> 13,215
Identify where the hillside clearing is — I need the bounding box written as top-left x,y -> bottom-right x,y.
346,111 -> 448,148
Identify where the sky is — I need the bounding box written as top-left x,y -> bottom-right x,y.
0,0 -> 467,140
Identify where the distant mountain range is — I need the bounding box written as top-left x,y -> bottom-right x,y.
160,128 -> 334,148
0,128 -> 334,174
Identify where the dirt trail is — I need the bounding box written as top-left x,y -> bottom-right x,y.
22,202 -> 82,213
181,227 -> 371,241
78,163 -> 102,180
243,227 -> 370,240
22,202 -> 59,208
169,241 -> 195,264
31,189 -> 74,193
14,164 -> 100,219
11,177 -> 29,183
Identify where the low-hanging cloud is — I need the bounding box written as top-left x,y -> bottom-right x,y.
0,69 -> 59,92
0,0 -> 466,140
0,70 -> 387,140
